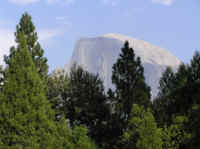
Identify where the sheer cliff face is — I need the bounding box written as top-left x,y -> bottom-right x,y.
66,33 -> 181,99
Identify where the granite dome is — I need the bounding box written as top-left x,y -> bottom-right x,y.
66,34 -> 181,99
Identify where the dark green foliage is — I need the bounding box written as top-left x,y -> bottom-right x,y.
153,67 -> 177,126
51,65 -> 109,147
154,52 -> 200,121
158,67 -> 176,97
103,41 -> 152,149
187,105 -> 200,148
188,51 -> 200,82
181,79 -> 200,148
68,65 -> 109,145
162,116 -> 191,149
154,51 -> 200,148
4,13 -> 48,81
154,64 -> 190,125
47,69 -> 70,119
112,41 -> 151,120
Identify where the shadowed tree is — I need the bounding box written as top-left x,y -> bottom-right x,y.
105,41 -> 151,149
112,41 -> 151,120
48,65 -> 110,147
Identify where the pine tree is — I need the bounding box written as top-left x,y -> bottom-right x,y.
47,64 -> 111,148
112,41 -> 151,121
0,27 -> 99,149
122,105 -> 190,149
0,33 -> 55,148
122,104 -> 163,149
4,13 -> 48,81
65,65 -> 110,147
106,41 -> 151,149
162,116 -> 191,149
183,51 -> 200,148
188,51 -> 200,82
0,32 -> 84,149
154,51 -> 200,148
154,64 -> 189,126
158,67 -> 175,97
47,69 -> 70,119
153,67 -> 176,126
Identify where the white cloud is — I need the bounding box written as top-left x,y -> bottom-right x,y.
56,16 -> 66,21
0,28 -> 62,65
38,29 -> 62,42
8,0 -> 174,6
152,0 -> 174,6
8,0 -> 40,5
102,0 -> 120,6
55,16 -> 72,27
8,0 -> 75,5
46,0 -> 75,5
0,29 -> 15,65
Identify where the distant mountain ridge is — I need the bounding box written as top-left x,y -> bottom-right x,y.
65,33 -> 181,99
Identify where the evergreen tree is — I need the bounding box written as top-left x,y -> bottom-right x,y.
106,41 -> 151,149
154,51 -> 200,148
122,104 -> 163,149
47,69 -> 70,119
156,53 -> 200,118
4,13 -> 48,81
153,64 -> 189,126
56,65 -> 110,147
162,116 -> 191,149
71,126 -> 98,149
187,104 -> 200,148
0,33 -> 58,148
0,33 -> 97,149
112,41 -> 151,121
158,67 -> 175,97
188,51 -> 200,82
182,51 -> 200,148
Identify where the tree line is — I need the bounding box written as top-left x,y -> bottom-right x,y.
0,13 -> 199,149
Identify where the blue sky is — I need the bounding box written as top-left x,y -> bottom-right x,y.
0,0 -> 200,71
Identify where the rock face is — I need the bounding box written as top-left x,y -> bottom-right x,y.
65,33 -> 181,99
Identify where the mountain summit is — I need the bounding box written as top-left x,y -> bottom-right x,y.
66,33 -> 181,98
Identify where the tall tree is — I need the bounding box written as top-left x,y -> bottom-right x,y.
112,41 -> 151,121
0,32 -> 97,149
158,67 -> 175,98
188,51 -> 200,82
53,65 -> 110,147
0,33 -> 63,148
4,13 -> 48,81
153,67 -> 176,126
183,51 -> 200,148
154,51 -> 200,148
106,41 -> 151,149
153,64 -> 189,126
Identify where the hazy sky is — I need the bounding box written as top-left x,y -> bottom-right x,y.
0,0 -> 199,71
